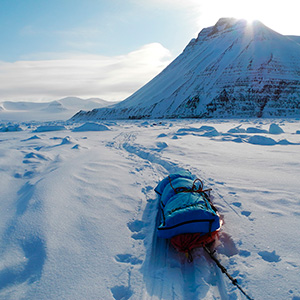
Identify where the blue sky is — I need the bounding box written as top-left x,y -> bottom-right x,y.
0,0 -> 299,102
0,0 -> 198,62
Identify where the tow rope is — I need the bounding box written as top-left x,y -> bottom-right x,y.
204,246 -> 254,300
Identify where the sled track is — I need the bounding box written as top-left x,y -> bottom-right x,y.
110,131 -> 181,174
110,132 -> 237,300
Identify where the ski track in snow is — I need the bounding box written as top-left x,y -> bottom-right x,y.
0,119 -> 300,299
108,126 -> 242,300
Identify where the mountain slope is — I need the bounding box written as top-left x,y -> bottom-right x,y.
72,18 -> 300,120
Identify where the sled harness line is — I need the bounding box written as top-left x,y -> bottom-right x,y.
168,176 -> 212,195
204,246 -> 254,300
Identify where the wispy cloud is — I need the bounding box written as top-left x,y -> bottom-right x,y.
0,43 -> 172,102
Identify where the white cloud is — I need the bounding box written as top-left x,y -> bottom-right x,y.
0,43 -> 172,102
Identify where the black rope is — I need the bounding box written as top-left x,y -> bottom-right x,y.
203,246 -> 254,300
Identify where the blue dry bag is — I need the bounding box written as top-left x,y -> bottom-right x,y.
155,171 -> 220,239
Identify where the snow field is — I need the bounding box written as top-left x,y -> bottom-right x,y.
0,119 -> 300,299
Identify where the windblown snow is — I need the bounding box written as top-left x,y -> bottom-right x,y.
1,117 -> 300,300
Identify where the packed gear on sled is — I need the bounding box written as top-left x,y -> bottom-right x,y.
154,171 -> 221,258
154,171 -> 254,300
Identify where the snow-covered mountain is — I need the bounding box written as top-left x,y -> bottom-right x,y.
57,96 -> 118,110
72,18 -> 300,120
0,97 -> 117,121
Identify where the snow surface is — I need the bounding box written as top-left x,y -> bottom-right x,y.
72,122 -> 110,132
1,117 -> 300,300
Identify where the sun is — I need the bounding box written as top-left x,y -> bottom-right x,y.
197,0 -> 300,37
198,0 -> 264,32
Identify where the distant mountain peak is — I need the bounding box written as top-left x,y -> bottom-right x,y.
213,17 -> 265,30
195,18 -> 271,42
216,17 -> 239,26
211,17 -> 242,32
72,18 -> 300,121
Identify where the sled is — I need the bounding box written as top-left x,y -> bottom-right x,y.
155,171 -> 222,261
154,171 -> 254,300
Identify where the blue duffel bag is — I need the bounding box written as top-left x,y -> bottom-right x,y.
155,171 -> 220,239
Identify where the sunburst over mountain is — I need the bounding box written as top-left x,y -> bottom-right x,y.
72,18 -> 300,120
